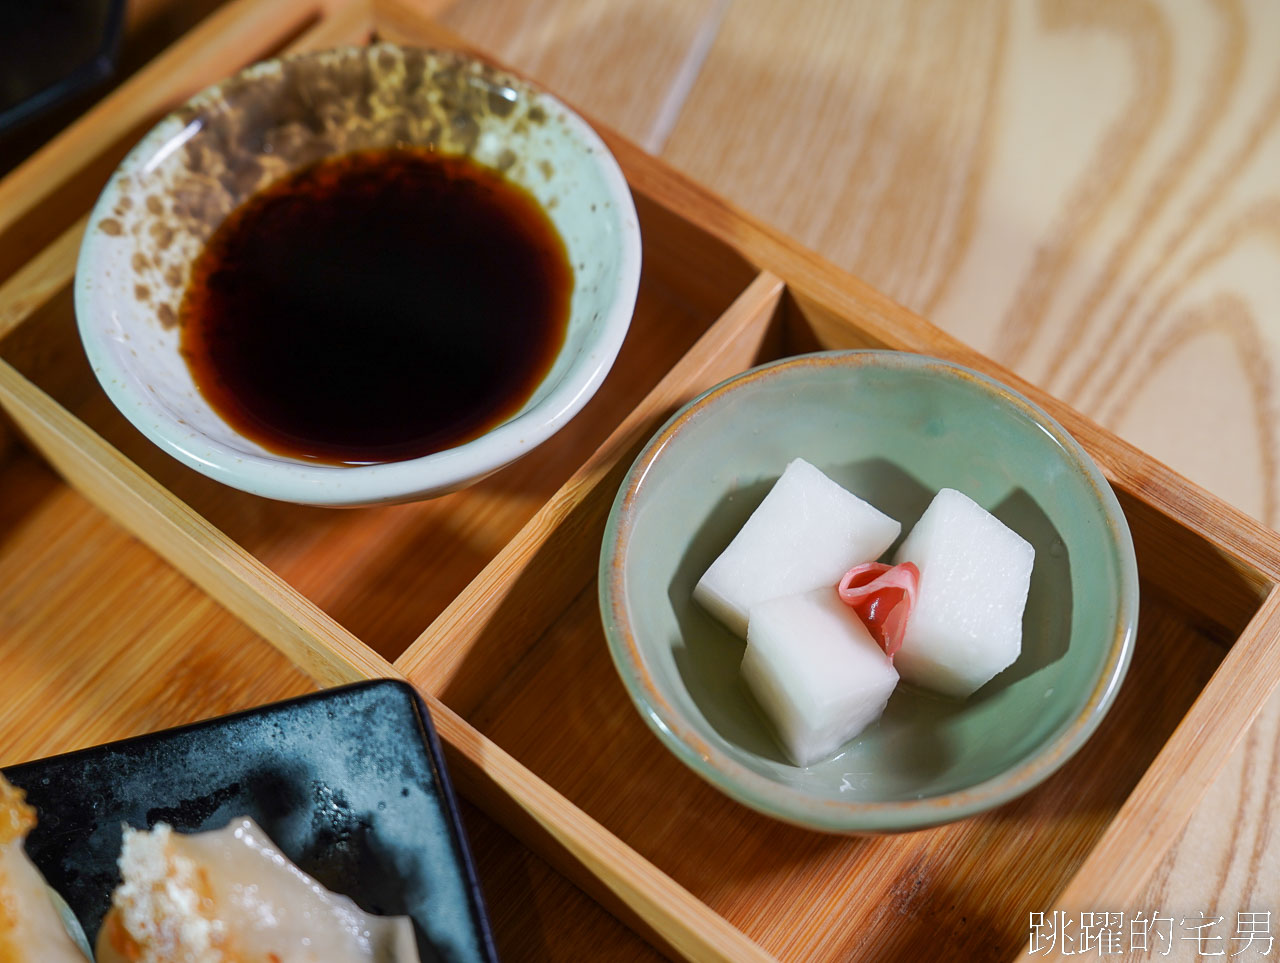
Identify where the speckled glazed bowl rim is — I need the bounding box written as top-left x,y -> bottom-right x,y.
599,349 -> 1139,833
74,45 -> 641,506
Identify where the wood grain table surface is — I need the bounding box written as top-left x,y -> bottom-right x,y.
10,0 -> 1279,959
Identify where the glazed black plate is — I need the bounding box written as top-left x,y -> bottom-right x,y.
3,679 -> 498,963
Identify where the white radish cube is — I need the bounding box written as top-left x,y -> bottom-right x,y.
742,588 -> 899,767
893,488 -> 1035,698
694,458 -> 901,637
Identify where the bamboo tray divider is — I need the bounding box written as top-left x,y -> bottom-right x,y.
2,0 -> 1280,959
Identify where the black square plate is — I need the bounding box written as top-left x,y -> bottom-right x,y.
3,679 -> 498,963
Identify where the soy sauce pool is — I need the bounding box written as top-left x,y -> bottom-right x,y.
179,147 -> 573,465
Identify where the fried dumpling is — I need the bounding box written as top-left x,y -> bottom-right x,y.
0,773 -> 92,962
96,817 -> 420,963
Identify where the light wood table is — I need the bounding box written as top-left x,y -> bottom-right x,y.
18,0 -> 1280,958
433,0 -> 1280,947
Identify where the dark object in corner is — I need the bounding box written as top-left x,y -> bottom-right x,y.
0,0 -> 126,135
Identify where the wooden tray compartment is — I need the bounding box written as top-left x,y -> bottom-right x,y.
0,447 -> 315,759
0,189 -> 755,662
0,445 -> 658,961
393,278 -> 1258,961
3,0 -> 1280,960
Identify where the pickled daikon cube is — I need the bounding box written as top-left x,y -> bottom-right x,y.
694,459 -> 900,638
892,488 -> 1034,698
742,588 -> 899,767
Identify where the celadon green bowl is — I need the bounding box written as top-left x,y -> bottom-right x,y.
599,350 -> 1138,833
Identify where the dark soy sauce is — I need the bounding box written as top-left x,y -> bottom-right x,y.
179,148 -> 573,465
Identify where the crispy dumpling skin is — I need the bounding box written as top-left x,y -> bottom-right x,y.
97,817 -> 420,963
0,774 -> 92,962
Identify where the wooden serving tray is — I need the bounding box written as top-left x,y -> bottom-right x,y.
2,0 -> 1279,959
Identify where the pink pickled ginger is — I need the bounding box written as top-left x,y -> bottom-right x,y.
837,561 -> 920,657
